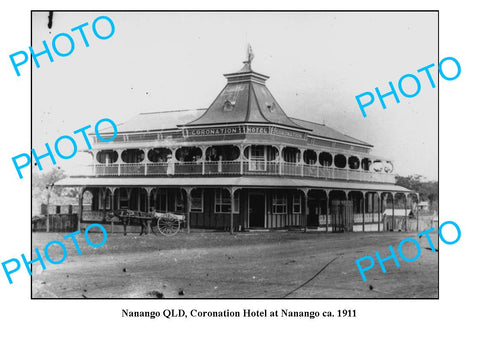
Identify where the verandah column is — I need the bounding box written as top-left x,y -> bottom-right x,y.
200,146 -> 207,175
102,188 -> 107,221
145,187 -> 154,234
182,187 -> 193,234
300,188 -> 310,233
362,191 -> 366,232
77,187 -> 86,231
299,149 -> 305,177
239,145 -> 244,175
325,189 -> 331,232
416,193 -> 420,232
404,193 -> 408,232
377,192 -> 382,232
392,192 -> 397,230
107,187 -> 117,211
371,192 -> 375,222
103,187 -> 116,233
143,148 -> 149,176
345,190 -> 350,233
230,188 -> 234,235
107,187 -> 117,233
278,145 -> 285,175
227,187 -> 239,235
117,149 -> 125,176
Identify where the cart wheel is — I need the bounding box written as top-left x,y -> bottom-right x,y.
156,218 -> 180,236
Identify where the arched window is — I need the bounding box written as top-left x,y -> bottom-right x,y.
303,150 -> 317,165
334,154 -> 347,168
147,148 -> 172,162
243,145 -> 278,161
348,156 -> 360,170
282,147 -> 300,163
206,145 -> 240,161
361,158 -> 371,171
175,147 -> 202,162
319,152 -> 333,166
96,150 -> 118,164
121,149 -> 144,163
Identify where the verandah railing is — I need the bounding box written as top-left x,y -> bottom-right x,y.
92,160 -> 395,183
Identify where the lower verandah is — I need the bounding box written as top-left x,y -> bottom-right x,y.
79,187 -> 417,232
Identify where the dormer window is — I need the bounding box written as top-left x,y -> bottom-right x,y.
266,101 -> 276,112
223,100 -> 235,111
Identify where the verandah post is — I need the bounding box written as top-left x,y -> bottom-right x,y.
377,192 -> 381,232
78,187 -> 85,231
182,187 -> 192,234
229,187 -> 236,235
392,192 -> 396,231
325,190 -> 330,232
301,188 -> 309,233
362,191 -> 366,232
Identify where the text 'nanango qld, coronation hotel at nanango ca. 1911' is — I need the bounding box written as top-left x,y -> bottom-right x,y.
56,48 -> 416,233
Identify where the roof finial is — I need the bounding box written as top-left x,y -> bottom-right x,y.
245,43 -> 254,65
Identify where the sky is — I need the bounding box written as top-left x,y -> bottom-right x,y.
32,11 -> 438,180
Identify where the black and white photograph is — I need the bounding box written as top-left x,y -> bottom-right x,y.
31,11 -> 438,299
1,2 -> 478,339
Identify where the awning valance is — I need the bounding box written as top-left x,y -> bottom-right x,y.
55,176 -> 412,193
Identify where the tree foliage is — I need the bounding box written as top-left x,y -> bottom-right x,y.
32,167 -> 80,206
395,174 -> 438,203
32,167 -> 67,197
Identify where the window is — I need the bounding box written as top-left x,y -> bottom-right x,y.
153,190 -> 168,212
121,149 -> 144,163
119,189 -> 129,209
223,100 -> 235,111
249,145 -> 266,171
175,191 -> 184,212
190,189 -> 203,213
99,189 -> 111,210
292,193 -> 302,214
272,193 -> 287,214
266,101 -> 276,112
233,191 -> 240,213
215,189 -> 231,213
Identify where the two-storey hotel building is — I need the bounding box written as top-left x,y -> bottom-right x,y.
56,55 -> 415,233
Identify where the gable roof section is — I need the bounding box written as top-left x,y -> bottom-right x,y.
109,109 -> 372,147
115,109 -> 207,133
290,117 -> 372,147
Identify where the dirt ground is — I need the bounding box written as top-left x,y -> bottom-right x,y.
31,229 -> 439,299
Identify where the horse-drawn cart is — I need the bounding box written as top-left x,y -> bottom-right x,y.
110,209 -> 185,236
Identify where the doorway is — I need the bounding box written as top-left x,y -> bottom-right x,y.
249,193 -> 265,228
307,198 -> 319,226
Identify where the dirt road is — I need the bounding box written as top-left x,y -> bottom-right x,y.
32,230 -> 438,298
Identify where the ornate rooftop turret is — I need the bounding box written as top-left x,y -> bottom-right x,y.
182,45 -> 310,131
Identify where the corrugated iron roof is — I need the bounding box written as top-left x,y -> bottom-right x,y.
183,63 -> 308,130
290,117 -> 372,147
116,109 -> 206,133
112,110 -> 371,147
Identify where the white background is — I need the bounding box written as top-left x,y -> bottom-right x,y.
0,0 -> 477,339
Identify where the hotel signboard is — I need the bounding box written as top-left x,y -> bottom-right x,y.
183,124 -> 306,141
